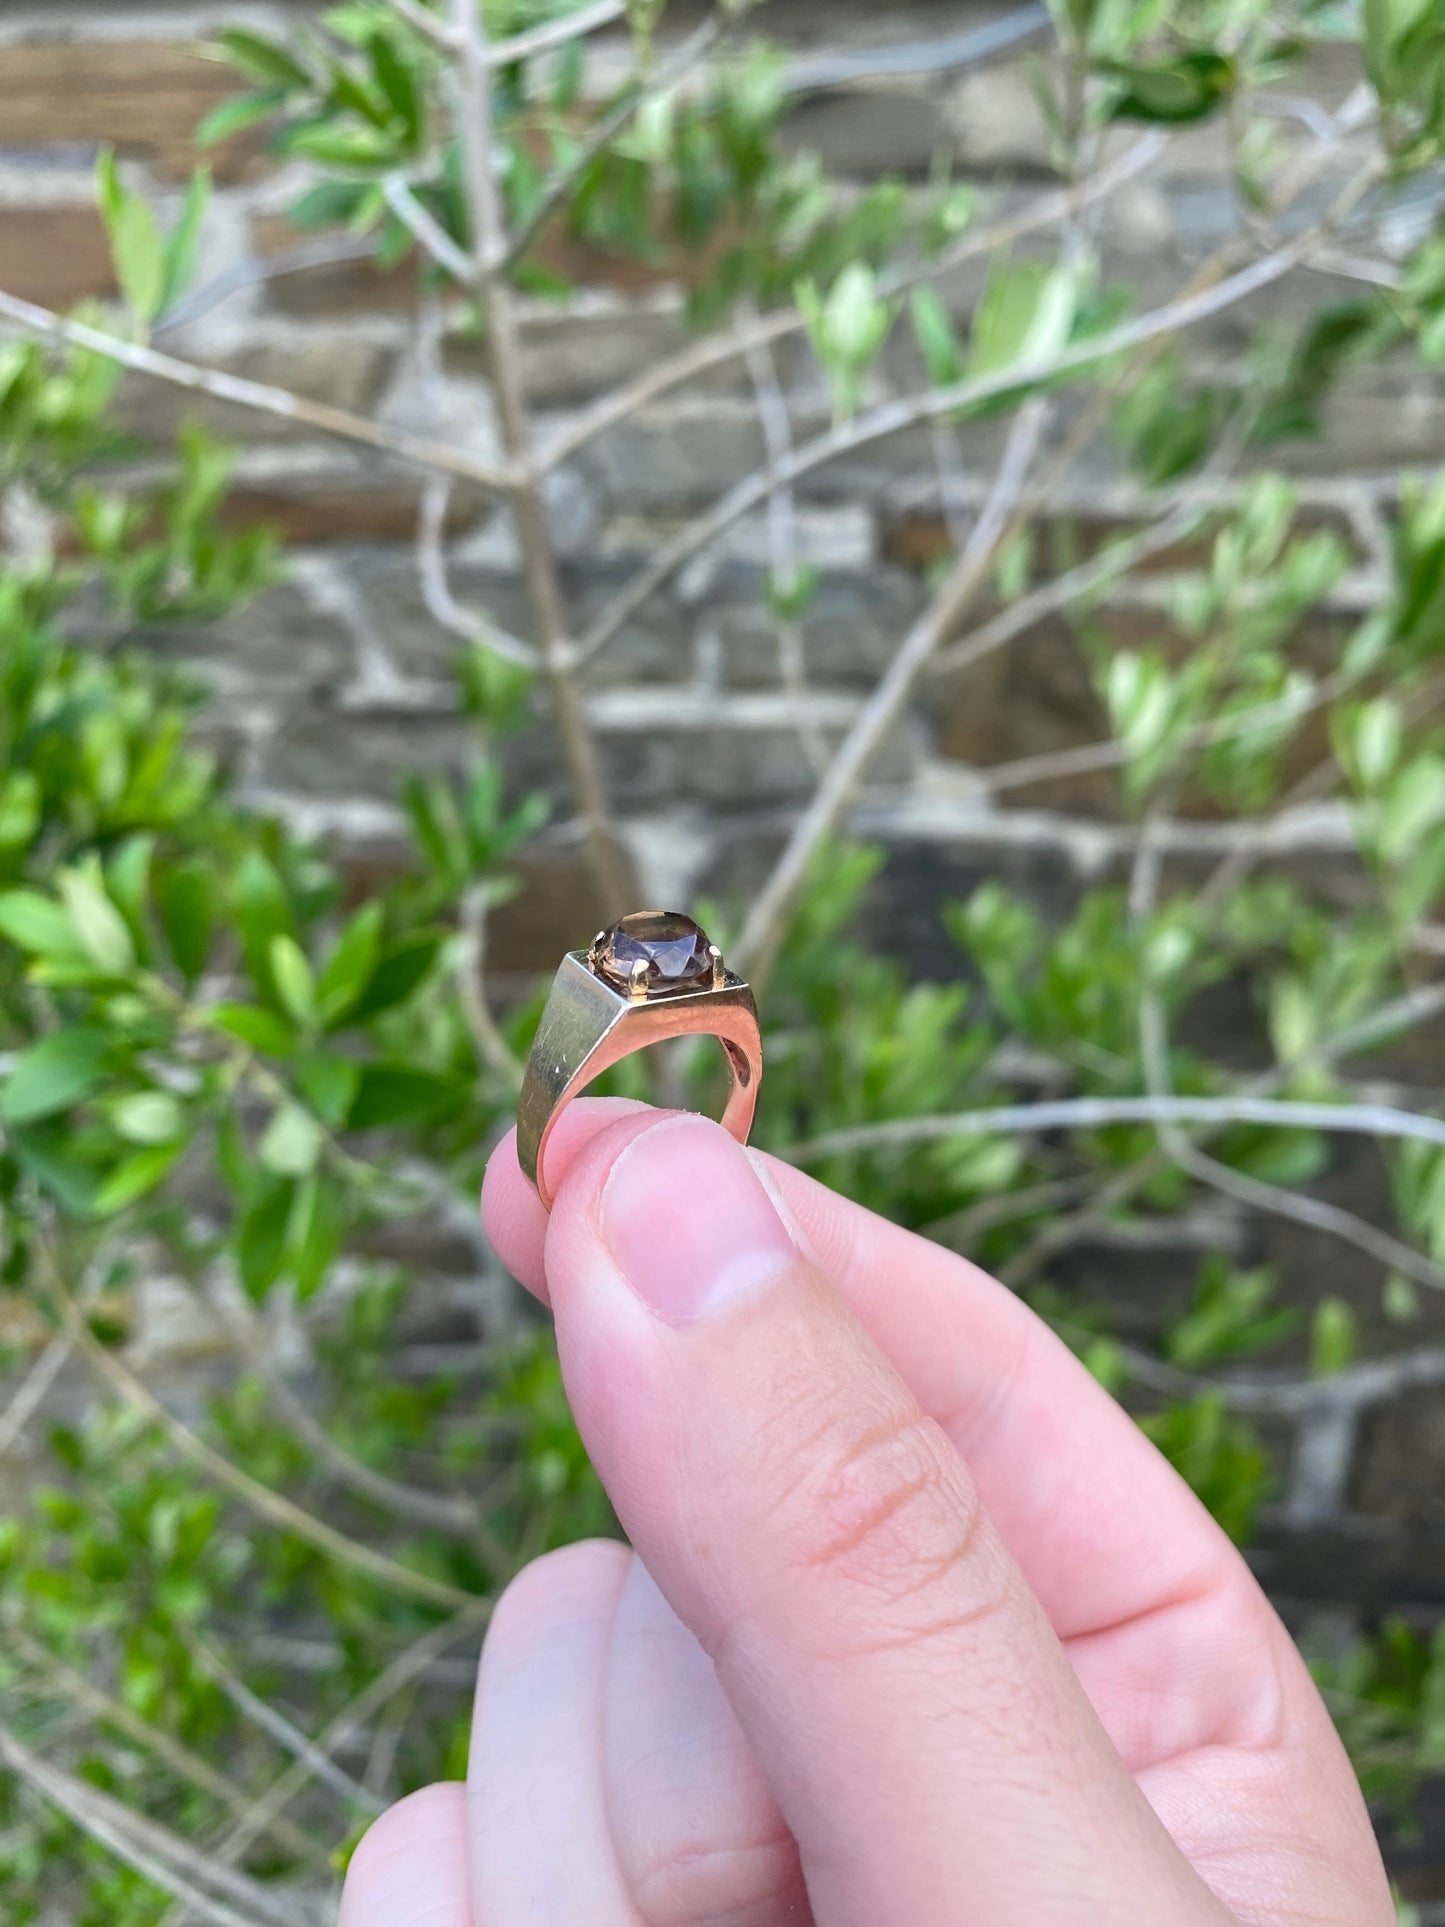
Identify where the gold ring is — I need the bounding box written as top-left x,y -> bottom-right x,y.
516,911 -> 762,1210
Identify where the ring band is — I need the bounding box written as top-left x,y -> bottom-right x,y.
516,911 -> 762,1210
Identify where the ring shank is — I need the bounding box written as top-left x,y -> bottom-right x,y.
516,953 -> 761,1209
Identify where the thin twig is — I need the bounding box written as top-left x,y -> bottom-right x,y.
0,1722 -> 304,1927
537,132 -> 1167,473
489,0 -> 625,66
742,308 -> 829,775
458,883 -> 527,1089
205,1601 -> 490,1876
388,0 -> 456,49
0,1332 -> 71,1457
0,291 -> 518,495
382,175 -> 474,283
733,400 -> 1051,986
416,473 -> 538,667
787,1095 -> 1445,1163
186,1632 -> 383,1817
7,1628 -> 320,1867
501,13 -> 725,273
202,1277 -> 484,1538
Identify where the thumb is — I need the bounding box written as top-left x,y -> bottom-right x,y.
540,1111 -> 1232,1927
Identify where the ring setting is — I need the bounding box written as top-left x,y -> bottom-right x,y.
516,911 -> 762,1209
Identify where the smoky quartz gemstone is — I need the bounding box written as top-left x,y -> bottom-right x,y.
589,911 -> 715,995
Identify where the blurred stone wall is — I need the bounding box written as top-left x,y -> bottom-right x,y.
5,0 -> 1445,1814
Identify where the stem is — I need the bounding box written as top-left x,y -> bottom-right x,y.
0,289 -> 517,495
449,0 -> 630,910
733,400 -> 1050,987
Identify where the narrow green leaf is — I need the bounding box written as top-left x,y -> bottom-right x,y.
57,864 -> 135,975
317,901 -> 382,1025
92,1144 -> 182,1216
0,891 -> 83,960
347,1063 -> 465,1130
346,933 -> 441,1021
112,1092 -> 184,1146
207,1002 -> 296,1058
259,1103 -> 323,1177
160,166 -> 212,316
197,88 -> 287,147
157,861 -> 214,986
269,933 -> 318,1029
295,1051 -> 360,1128
219,28 -> 313,89
237,1176 -> 296,1300
1,1029 -> 111,1124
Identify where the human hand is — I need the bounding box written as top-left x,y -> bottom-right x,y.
340,1099 -> 1394,1926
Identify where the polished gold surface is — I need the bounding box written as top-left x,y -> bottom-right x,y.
516,935 -> 761,1209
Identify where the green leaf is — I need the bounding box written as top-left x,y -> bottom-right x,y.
92,1144 -> 182,1215
112,1092 -> 184,1145
269,933 -> 318,1029
160,167 -> 211,317
0,770 -> 40,848
219,28 -> 313,89
95,148 -> 167,324
57,863 -> 135,975
295,1051 -> 361,1128
1,1029 -> 111,1124
207,1002 -> 296,1058
1311,1296 -> 1357,1376
317,902 -> 382,1025
237,1177 -> 296,1300
232,851 -> 291,1003
197,88 -> 288,147
348,1063 -> 465,1130
0,890 -> 83,960
259,1103 -> 323,1177
347,933 -> 442,1021
369,28 -> 424,148
1102,52 -> 1235,125
292,1169 -> 346,1302
157,861 -> 214,986
969,258 -> 1077,379
909,286 -> 962,387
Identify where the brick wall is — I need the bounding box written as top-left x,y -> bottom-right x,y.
5,1 -> 1445,1889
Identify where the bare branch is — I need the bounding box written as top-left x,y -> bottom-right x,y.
450,0 -> 631,907
538,132 -> 1167,473
501,13 -> 726,274
489,0 -> 625,66
416,474 -> 539,668
186,1632 -> 383,1816
788,1094 -> 1445,1164
0,1332 -> 71,1457
383,175 -> 473,282
457,883 -> 527,1089
733,399 -> 1050,984
742,311 -> 829,775
208,1601 -> 490,1875
574,174 -> 1378,670
388,0 -> 456,49
0,290 -> 518,495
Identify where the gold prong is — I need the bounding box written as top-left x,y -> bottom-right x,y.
709,942 -> 725,988
628,957 -> 649,1002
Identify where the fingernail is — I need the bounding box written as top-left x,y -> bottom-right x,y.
600,1115 -> 796,1322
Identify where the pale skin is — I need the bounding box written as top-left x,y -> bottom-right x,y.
339,1097 -> 1395,1927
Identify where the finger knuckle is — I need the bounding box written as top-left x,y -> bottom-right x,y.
626,1814 -> 799,1927
788,1405 -> 1003,1640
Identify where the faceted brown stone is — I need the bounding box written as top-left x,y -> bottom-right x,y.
590,911 -> 713,995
